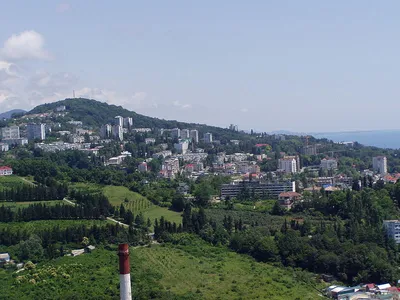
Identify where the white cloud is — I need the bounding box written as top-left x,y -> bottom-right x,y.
56,3 -> 70,13
1,31 -> 51,60
240,108 -> 248,113
172,100 -> 192,109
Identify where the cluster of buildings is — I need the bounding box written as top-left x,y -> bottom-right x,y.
325,283 -> 400,299
100,115 -> 132,141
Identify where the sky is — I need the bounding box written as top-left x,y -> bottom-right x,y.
1,1 -> 400,132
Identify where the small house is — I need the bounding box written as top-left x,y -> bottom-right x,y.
278,191 -> 301,209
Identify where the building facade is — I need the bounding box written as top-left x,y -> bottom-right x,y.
373,156 -> 387,174
100,124 -> 112,139
114,116 -> 123,127
180,129 -> 190,139
383,220 -> 400,243
190,129 -> 199,143
171,128 -> 181,139
123,117 -> 133,128
204,132 -> 213,143
27,124 -> 46,141
0,166 -> 13,176
1,126 -> 20,139
174,141 -> 189,154
320,158 -> 338,170
112,125 -> 123,141
278,157 -> 297,173
221,181 -> 295,199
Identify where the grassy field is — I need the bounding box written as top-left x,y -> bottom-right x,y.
0,236 -> 323,299
141,205 -> 182,226
0,200 -> 63,210
0,175 -> 31,189
0,219 -> 112,233
103,185 -> 152,209
69,182 -> 103,194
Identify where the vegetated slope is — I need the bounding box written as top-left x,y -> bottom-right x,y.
29,98 -> 247,140
0,109 -> 26,119
0,236 -> 321,299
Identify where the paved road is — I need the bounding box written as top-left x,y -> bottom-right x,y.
63,198 -> 75,205
106,217 -> 129,227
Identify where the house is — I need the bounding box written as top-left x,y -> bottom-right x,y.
0,253 -> 10,263
71,249 -> 85,257
0,166 -> 13,176
278,191 -> 301,209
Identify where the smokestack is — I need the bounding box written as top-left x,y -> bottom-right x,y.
118,244 -> 132,300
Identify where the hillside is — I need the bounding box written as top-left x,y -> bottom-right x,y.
0,109 -> 26,119
29,98 -> 247,140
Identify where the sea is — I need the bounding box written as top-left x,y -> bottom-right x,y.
311,130 -> 400,149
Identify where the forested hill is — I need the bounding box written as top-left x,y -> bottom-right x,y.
29,98 -> 247,139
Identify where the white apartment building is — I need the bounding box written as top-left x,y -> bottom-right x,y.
320,158 -> 338,170
112,125 -> 123,141
181,129 -> 190,139
373,156 -> 387,174
0,143 -> 9,152
190,129 -> 199,143
100,124 -> 112,139
278,157 -> 297,173
383,220 -> 400,243
204,132 -> 213,143
114,116 -> 123,127
174,141 -> 189,154
1,126 -> 20,139
27,124 -> 46,141
171,128 -> 181,139
123,117 -> 133,128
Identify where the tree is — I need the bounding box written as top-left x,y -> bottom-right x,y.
16,235 -> 44,262
271,201 -> 284,216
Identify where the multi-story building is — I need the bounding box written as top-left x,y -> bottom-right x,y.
123,117 -> 133,128
0,143 -> 9,152
373,156 -> 387,174
383,220 -> 400,243
1,138 -> 28,146
181,129 -> 190,139
174,141 -> 189,154
161,158 -> 180,178
278,156 -> 297,173
112,125 -> 123,141
27,124 -> 46,141
221,181 -> 295,199
56,105 -> 66,112
303,145 -> 317,155
114,116 -> 123,127
204,132 -> 213,143
229,124 -> 238,131
190,129 -> 199,143
171,128 -> 181,139
1,126 -> 20,139
100,124 -> 112,139
320,158 -> 338,170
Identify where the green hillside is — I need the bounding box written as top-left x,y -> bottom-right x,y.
28,98 -> 247,140
0,235 -> 322,299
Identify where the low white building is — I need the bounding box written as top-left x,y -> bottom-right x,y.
145,138 -> 156,144
138,162 -> 148,172
0,143 -> 9,152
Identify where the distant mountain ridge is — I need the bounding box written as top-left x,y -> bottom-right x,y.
0,109 -> 26,119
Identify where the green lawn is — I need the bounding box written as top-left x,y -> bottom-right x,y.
141,205 -> 182,227
0,236 -> 323,299
103,185 -> 152,209
0,219 -> 112,233
0,175 -> 30,189
69,182 -> 103,194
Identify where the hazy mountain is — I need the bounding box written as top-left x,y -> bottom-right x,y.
0,109 -> 26,119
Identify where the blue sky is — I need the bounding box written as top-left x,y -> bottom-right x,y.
1,1 -> 400,132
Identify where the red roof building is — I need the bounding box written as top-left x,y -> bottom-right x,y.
0,166 -> 13,176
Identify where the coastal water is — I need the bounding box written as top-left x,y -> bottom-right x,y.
312,130 -> 400,149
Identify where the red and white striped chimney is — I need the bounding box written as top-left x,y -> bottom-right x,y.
118,244 -> 132,300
